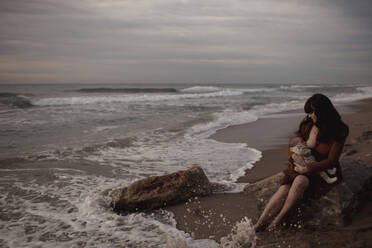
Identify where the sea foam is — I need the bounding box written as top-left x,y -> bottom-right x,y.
180,86 -> 222,93
333,86 -> 372,103
32,89 -> 244,106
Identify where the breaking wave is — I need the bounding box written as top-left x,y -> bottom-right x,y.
76,87 -> 178,93
332,86 -> 372,103
32,90 -> 244,106
180,86 -> 222,93
279,84 -> 322,90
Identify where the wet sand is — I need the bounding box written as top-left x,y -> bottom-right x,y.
165,98 -> 372,247
211,112 -> 302,184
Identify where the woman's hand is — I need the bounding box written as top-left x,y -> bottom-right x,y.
294,165 -> 309,174
292,153 -> 305,166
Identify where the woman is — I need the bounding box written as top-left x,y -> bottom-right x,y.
254,93 -> 349,231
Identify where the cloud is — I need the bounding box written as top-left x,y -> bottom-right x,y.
0,0 -> 371,84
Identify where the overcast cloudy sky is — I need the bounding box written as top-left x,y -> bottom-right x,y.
0,0 -> 371,84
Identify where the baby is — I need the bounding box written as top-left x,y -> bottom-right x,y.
289,136 -> 338,184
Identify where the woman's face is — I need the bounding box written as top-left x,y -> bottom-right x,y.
308,111 -> 317,123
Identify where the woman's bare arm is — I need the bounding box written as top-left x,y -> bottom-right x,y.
306,125 -> 319,148
305,140 -> 345,172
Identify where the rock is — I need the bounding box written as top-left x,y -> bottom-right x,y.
359,130 -> 372,141
305,159 -> 372,227
244,159 -> 372,227
244,172 -> 284,195
244,172 -> 283,211
108,166 -> 212,213
344,149 -> 358,156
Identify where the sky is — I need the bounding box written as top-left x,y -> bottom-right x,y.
0,0 -> 371,84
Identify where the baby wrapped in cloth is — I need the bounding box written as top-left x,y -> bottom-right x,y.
289,136 -> 337,184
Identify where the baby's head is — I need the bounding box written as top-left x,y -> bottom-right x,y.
289,136 -> 312,157
289,136 -> 305,148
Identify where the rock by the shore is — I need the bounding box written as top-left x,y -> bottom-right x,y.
244,158 -> 372,227
108,166 -> 212,213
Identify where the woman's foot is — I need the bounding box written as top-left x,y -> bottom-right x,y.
253,222 -> 266,233
266,220 -> 279,232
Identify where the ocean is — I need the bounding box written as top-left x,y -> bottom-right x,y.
1,82 -> 372,247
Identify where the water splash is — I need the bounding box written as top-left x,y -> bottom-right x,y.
220,217 -> 257,248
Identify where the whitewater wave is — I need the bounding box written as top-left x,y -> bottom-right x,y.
187,99 -> 305,139
32,90 -> 244,106
0,166 -> 219,248
241,88 -> 276,93
332,86 -> 372,103
187,109 -> 258,138
76,87 -> 178,93
180,86 -> 222,93
77,86 -> 226,94
280,84 -> 321,90
278,85 -> 325,92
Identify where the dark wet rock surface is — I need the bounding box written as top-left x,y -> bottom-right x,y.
107,166 -> 212,213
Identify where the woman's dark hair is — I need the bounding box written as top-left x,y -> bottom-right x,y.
303,93 -> 349,142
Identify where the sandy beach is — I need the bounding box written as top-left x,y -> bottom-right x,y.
166,98 -> 372,247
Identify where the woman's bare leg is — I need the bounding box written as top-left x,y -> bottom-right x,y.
267,175 -> 309,230
254,185 -> 290,230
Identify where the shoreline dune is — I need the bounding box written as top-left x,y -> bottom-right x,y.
166,98 -> 372,246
